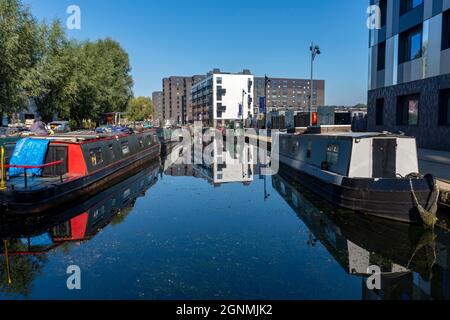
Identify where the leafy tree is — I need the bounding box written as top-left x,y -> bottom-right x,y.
22,20 -> 74,123
127,96 -> 154,122
0,0 -> 40,118
62,39 -> 134,127
1,1 -> 133,128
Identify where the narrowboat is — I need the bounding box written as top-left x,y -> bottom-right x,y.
0,130 -> 160,215
272,173 -> 444,298
0,161 -> 159,258
275,132 -> 440,225
0,159 -> 161,245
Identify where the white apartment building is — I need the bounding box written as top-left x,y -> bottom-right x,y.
191,69 -> 255,127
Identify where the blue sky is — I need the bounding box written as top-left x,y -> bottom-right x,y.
25,0 -> 370,106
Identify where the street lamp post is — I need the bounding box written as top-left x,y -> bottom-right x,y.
264,75 -> 270,130
241,89 -> 246,129
309,42 -> 321,127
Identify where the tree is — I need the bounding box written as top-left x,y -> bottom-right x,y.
0,240 -> 47,298
127,96 -> 154,122
22,20 -> 74,122
0,0 -> 40,118
62,39 -> 134,127
0,1 -> 134,128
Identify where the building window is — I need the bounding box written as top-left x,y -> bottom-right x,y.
399,25 -> 423,63
443,10 -> 450,51
376,98 -> 384,126
326,144 -> 339,165
397,94 -> 419,126
377,42 -> 386,71
439,89 -> 450,126
400,0 -> 423,15
217,77 -> 222,84
216,86 -> 226,101
379,0 -> 387,27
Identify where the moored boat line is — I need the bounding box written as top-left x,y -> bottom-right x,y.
0,124 -> 448,226
0,129 -> 161,215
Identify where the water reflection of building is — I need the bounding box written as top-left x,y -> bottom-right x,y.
194,142 -> 254,187
272,172 -> 450,300
0,161 -> 160,293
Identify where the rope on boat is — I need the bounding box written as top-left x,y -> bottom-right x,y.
408,173 -> 439,228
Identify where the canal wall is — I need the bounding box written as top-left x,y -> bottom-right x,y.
418,149 -> 450,181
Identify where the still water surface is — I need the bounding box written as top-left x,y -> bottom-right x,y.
0,151 -> 449,300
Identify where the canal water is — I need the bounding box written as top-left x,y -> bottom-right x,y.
0,145 -> 449,300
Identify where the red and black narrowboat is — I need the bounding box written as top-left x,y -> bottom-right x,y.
0,130 -> 160,215
0,161 -> 160,258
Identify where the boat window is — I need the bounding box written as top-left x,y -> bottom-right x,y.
138,138 -> 144,148
291,141 -> 300,154
108,144 -> 115,159
306,141 -> 312,159
89,148 -> 103,166
121,141 -> 130,155
326,144 -> 339,165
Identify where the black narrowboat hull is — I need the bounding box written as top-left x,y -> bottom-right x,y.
279,163 -> 436,224
0,144 -> 160,215
0,160 -> 161,239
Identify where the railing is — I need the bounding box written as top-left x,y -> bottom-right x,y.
2,159 -> 64,189
0,146 -> 5,191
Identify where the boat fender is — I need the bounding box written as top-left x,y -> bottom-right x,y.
408,173 -> 439,228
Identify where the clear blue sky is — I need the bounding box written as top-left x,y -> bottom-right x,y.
25,0 -> 370,106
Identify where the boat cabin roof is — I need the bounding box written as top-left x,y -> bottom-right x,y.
25,130 -> 154,144
301,132 -> 413,140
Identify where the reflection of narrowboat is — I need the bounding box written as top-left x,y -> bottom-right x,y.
0,130 -> 160,215
276,132 -> 439,224
156,127 -> 181,156
0,161 -> 160,254
272,173 -> 450,299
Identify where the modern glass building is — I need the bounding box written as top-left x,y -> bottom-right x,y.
367,0 -> 450,150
